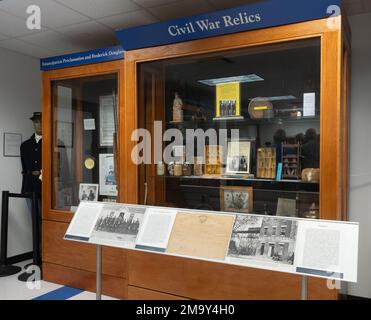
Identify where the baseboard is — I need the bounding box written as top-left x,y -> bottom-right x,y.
346,295 -> 371,300
339,293 -> 371,300
6,252 -> 33,265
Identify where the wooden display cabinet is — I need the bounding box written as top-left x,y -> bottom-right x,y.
41,14 -> 351,300
124,15 -> 351,300
41,60 -> 128,299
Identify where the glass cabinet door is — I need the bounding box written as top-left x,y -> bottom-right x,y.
52,73 -> 118,211
138,38 -> 321,219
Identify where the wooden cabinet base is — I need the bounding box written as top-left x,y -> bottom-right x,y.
43,220 -> 127,278
128,251 -> 338,300
128,286 -> 189,300
43,262 -> 127,300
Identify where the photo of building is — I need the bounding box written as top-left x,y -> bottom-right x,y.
228,216 -> 297,265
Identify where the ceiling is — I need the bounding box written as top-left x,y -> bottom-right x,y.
0,0 -> 369,59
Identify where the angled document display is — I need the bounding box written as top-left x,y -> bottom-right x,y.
64,202 -> 359,283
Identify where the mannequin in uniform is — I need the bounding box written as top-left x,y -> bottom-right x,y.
20,112 -> 42,261
21,112 -> 42,195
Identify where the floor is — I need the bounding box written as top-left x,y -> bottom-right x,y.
0,260 -> 116,300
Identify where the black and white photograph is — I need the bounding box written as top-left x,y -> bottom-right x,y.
226,140 -> 251,174
79,183 -> 98,202
90,205 -> 145,248
228,215 -> 298,265
220,186 -> 253,213
99,153 -> 117,197
219,99 -> 237,117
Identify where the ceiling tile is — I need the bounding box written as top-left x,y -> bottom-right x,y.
0,0 -> 90,29
56,21 -> 113,38
148,0 -> 214,20
0,38 -> 57,58
132,0 -> 178,8
98,10 -> 158,30
56,21 -> 118,48
19,30 -> 90,54
0,33 -> 9,41
54,0 -> 140,19
0,10 -> 42,37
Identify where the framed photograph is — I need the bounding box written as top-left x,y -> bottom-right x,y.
3,133 -> 22,157
99,95 -> 116,147
215,82 -> 241,118
226,140 -> 251,174
99,154 -> 118,197
220,186 -> 253,213
57,121 -> 73,148
79,183 -> 99,202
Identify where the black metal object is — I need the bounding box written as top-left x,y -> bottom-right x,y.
0,191 -> 22,277
31,192 -> 40,265
0,191 -> 41,278
18,192 -> 42,282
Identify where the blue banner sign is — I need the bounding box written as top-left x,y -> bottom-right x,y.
116,0 -> 340,50
40,46 -> 124,71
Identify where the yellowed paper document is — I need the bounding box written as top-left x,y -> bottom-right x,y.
167,212 -> 235,260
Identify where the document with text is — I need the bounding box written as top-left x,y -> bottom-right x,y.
135,208 -> 177,252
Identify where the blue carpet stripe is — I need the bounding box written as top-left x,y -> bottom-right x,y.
33,286 -> 83,300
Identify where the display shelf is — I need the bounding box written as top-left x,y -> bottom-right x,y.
213,116 -> 244,121
166,115 -> 320,128
160,175 -> 319,195
178,184 -> 318,196
158,174 -> 318,184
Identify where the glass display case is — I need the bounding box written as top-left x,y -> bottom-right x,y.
42,60 -> 124,216
138,39 -> 321,219
51,74 -> 118,210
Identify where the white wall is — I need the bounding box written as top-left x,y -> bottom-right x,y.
0,47 -> 41,258
349,12 -> 371,299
